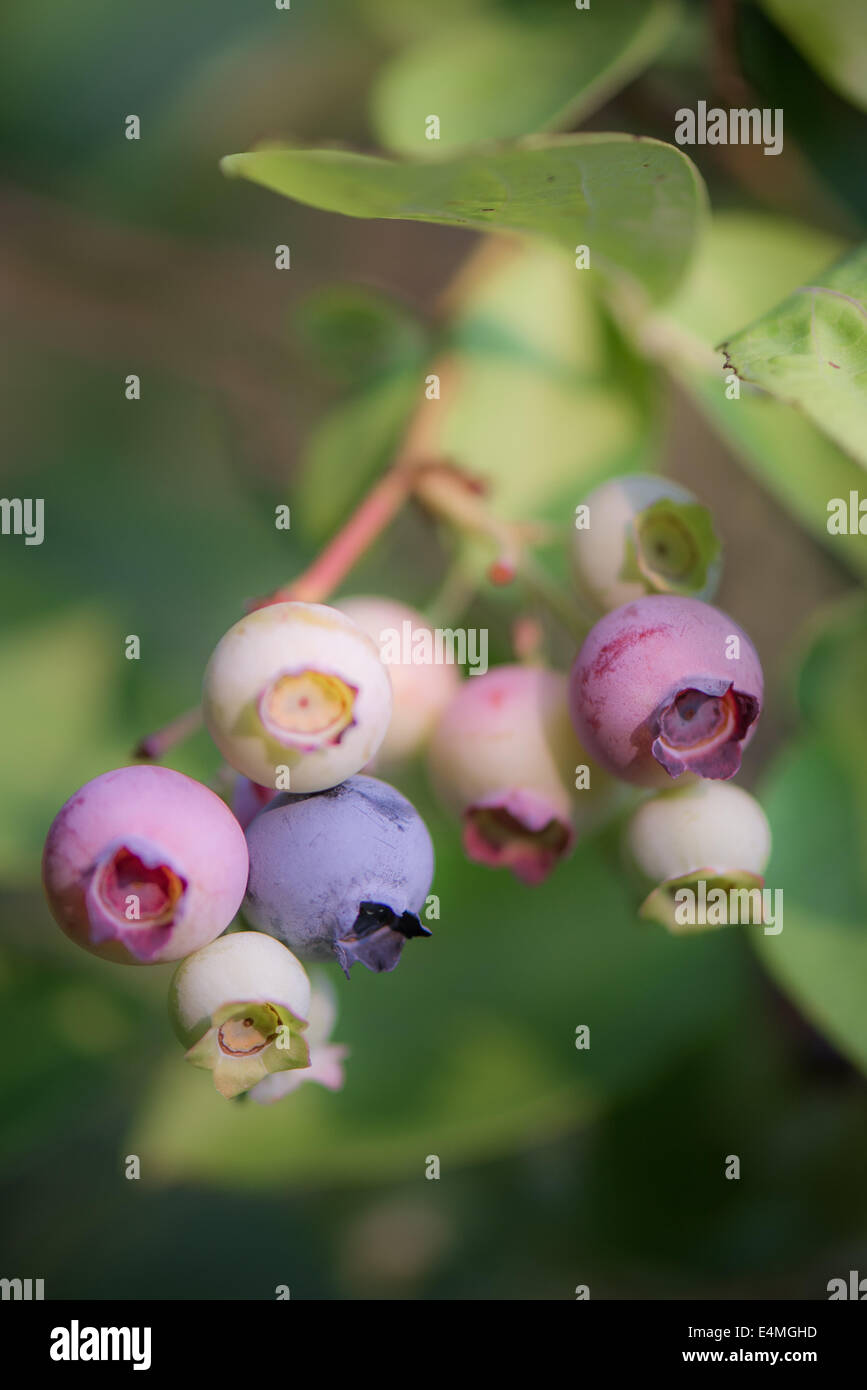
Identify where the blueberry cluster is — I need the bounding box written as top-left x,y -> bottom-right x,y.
42,599 -> 436,1100
41,472 -> 770,1100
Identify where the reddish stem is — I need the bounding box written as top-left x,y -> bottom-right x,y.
249,466 -> 417,609
134,705 -> 203,761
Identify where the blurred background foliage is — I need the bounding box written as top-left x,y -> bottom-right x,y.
1,0 -> 866,1299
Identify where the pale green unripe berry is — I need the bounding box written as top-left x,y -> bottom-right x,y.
627,780 -> 771,885
202,601 -> 392,792
626,780 -> 771,932
169,931 -> 312,1098
571,473 -> 721,614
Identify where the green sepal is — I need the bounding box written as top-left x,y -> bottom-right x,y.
639,870 -> 766,934
620,497 -> 721,598
185,1000 -> 310,1100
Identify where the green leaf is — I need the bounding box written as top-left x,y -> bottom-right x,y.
753,599 -> 867,1075
660,212 -> 846,350
371,0 -> 678,155
221,135 -> 707,304
643,212 -> 867,578
292,284 -> 428,386
794,596 -> 867,823
686,381 -> 867,582
759,0 -> 867,111
721,242 -> 867,467
754,739 -> 867,1075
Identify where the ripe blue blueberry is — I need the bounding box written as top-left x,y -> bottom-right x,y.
243,775 -> 434,975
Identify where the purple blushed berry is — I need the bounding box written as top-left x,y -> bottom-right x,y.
569,596 -> 763,787
42,766 -> 249,965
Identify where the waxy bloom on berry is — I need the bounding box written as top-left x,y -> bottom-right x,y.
428,664 -> 600,885
169,931 -> 311,1099
252,975 -> 348,1103
202,601 -> 392,793
42,766 -> 249,965
337,595 -> 460,768
626,780 -> 771,932
243,775 -> 434,976
569,596 -> 763,787
571,473 -> 722,614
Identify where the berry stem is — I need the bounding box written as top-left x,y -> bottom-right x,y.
134,705 -> 203,760
251,465 -> 417,609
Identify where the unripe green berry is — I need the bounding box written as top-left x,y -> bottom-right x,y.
202,601 -> 392,793
626,780 -> 771,932
571,473 -> 722,614
169,931 -> 311,1098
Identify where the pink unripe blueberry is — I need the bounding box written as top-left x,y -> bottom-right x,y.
42,765 -> 249,965
571,473 -> 722,614
169,930 -> 311,1099
626,780 -> 771,931
202,601 -> 392,793
428,664 -> 599,885
337,595 -> 461,768
569,596 -> 763,787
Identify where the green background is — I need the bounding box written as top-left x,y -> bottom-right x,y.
1,0 -> 866,1299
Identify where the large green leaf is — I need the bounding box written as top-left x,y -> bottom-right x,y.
754,740 -> 867,1074
753,599 -> 867,1074
721,242 -> 867,467
642,212 -> 867,577
759,0 -> 867,111
371,1 -> 678,155
221,135 -> 707,304
129,822 -> 746,1189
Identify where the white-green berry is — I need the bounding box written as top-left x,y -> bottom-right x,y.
626,780 -> 771,932
202,601 -> 392,792
571,473 -> 722,614
168,931 -> 312,1098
